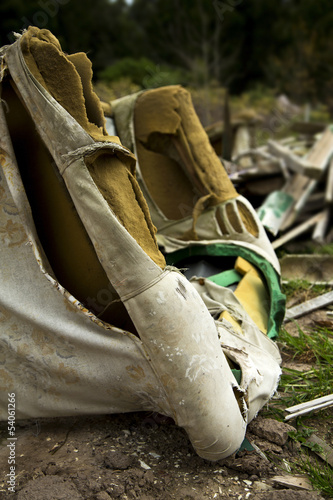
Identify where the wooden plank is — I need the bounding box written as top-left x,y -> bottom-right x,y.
222,88 -> 232,161
280,177 -> 317,231
284,290 -> 333,322
267,140 -> 309,176
305,434 -> 333,467
269,126 -> 333,178
231,125 -> 252,168
280,254 -> 333,285
257,190 -> 295,236
290,121 -> 326,136
272,211 -> 324,249
271,475 -> 313,491
286,394 -> 333,414
304,125 -> 333,176
285,401 -> 333,420
285,394 -> 333,421
326,157 -> 333,203
258,173 -> 318,235
312,207 -> 331,243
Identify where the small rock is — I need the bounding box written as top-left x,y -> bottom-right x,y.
222,454 -> 273,476
254,439 -> 283,454
253,481 -> 273,492
144,470 -> 155,484
106,482 -> 125,497
17,476 -> 83,499
87,479 -> 102,493
127,489 -> 137,500
139,459 -> 151,470
43,462 -> 62,475
95,492 -> 111,500
177,486 -> 199,499
248,418 -> 295,446
103,451 -> 134,470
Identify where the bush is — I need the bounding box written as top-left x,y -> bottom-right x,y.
98,57 -> 190,89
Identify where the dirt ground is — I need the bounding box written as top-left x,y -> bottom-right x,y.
0,309 -> 332,500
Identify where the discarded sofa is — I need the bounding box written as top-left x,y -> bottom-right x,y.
0,27 -> 285,461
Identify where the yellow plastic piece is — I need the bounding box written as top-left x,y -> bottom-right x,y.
219,257 -> 270,335
219,310 -> 243,334
234,256 -> 260,277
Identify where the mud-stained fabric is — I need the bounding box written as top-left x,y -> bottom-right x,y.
190,276 -> 281,422
0,152 -> 170,419
0,130 -> 246,460
0,77 -> 115,322
18,26 -> 165,272
1,28 -> 255,462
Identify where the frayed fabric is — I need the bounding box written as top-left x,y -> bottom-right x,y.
0,27 -> 258,461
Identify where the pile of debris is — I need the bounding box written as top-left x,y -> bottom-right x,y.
224,121 -> 333,250
205,92 -> 333,251
206,103 -> 333,294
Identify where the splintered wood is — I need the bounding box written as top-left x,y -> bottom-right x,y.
228,120 -> 333,247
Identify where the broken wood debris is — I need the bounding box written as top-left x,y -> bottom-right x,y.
272,211 -> 324,249
217,110 -> 333,247
285,394 -> 333,420
271,475 -> 313,491
267,126 -> 333,178
326,157 -> 333,204
284,290 -> 333,322
305,433 -> 333,467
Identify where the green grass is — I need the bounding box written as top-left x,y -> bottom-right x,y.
276,243 -> 333,259
290,453 -> 333,497
282,279 -> 332,302
265,417 -> 333,496
277,326 -> 333,407
266,424 -> 333,497
263,325 -> 333,496
317,243 -> 333,256
287,426 -> 323,454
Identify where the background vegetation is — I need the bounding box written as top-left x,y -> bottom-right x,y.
1,0 -> 333,115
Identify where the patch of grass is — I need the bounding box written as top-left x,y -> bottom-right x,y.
279,326 -> 333,363
264,326 -> 333,496
291,453 -> 333,497
276,242 -> 333,258
301,242 -> 333,256
317,243 -> 333,256
287,426 -> 323,453
277,327 -> 333,407
268,419 -> 333,497
281,279 -> 332,302
282,279 -> 311,301
264,324 -> 333,416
